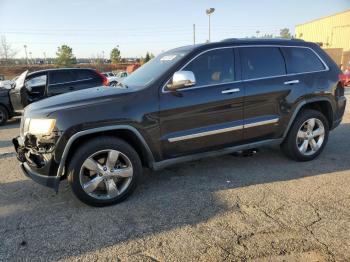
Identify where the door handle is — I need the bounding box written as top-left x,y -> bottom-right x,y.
68,87 -> 75,90
284,80 -> 299,85
221,88 -> 240,94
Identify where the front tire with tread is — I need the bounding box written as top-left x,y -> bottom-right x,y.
68,136 -> 142,207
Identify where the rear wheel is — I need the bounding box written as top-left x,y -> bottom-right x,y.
68,137 -> 142,207
0,105 -> 8,126
281,109 -> 329,161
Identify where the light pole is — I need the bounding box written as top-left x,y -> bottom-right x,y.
24,45 -> 28,65
29,52 -> 33,65
206,8 -> 215,42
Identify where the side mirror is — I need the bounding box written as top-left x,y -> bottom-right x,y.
166,71 -> 196,91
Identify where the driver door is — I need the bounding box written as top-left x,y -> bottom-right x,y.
159,48 -> 244,159
9,71 -> 47,112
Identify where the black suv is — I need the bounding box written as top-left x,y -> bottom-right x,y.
0,68 -> 108,125
13,39 -> 346,206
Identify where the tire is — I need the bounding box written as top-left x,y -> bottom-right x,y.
281,109 -> 329,161
68,136 -> 142,207
0,105 -> 8,126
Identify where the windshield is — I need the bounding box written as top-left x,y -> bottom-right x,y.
123,50 -> 189,88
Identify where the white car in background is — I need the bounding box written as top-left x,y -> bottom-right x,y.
102,71 -> 129,87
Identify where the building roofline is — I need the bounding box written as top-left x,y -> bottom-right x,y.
296,9 -> 350,27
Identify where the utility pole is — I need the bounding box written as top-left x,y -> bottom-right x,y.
43,52 -> 47,64
193,24 -> 196,45
24,45 -> 28,65
206,8 -> 215,42
29,52 -> 33,65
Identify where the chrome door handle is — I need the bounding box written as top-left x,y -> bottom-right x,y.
222,88 -> 240,94
284,80 -> 299,85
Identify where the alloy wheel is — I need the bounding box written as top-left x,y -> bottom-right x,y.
79,149 -> 133,200
296,118 -> 325,156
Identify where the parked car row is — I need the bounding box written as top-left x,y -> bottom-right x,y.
102,71 -> 128,86
0,68 -> 110,125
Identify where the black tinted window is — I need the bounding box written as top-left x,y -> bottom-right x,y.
183,48 -> 235,86
74,69 -> 96,80
240,47 -> 286,80
282,47 -> 325,74
49,71 -> 74,84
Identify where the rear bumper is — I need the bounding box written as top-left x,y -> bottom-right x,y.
21,162 -> 60,192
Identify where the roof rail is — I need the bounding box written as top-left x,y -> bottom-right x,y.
221,37 -> 305,42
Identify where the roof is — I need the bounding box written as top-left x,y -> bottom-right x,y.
27,67 -> 94,76
168,38 -> 308,54
296,9 -> 350,27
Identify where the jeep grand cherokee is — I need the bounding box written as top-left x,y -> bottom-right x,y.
13,39 -> 347,206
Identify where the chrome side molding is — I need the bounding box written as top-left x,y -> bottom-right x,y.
168,118 -> 279,142
284,80 -> 300,85
221,88 -> 240,94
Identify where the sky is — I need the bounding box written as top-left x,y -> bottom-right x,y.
0,0 -> 349,59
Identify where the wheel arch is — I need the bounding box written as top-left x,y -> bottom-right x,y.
283,98 -> 334,139
57,125 -> 155,178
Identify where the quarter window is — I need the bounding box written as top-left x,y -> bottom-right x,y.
240,47 -> 286,80
183,48 -> 235,86
74,70 -> 95,80
282,47 -> 325,74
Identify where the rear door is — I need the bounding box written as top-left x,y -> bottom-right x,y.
239,46 -> 290,142
159,48 -> 244,158
47,70 -> 75,96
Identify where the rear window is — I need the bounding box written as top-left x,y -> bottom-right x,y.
240,47 -> 286,80
49,71 -> 74,85
73,69 -> 96,80
282,47 -> 326,74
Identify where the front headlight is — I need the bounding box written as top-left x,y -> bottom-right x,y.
27,119 -> 56,135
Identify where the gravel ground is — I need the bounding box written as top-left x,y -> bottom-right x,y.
0,99 -> 350,262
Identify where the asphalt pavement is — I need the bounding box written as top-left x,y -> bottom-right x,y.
0,98 -> 350,261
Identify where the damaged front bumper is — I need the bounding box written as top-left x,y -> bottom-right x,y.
13,135 -> 61,192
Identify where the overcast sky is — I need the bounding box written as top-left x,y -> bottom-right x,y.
0,0 -> 349,58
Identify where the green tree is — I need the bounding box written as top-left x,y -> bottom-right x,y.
144,52 -> 155,63
110,47 -> 121,64
55,45 -> 76,66
279,28 -> 292,39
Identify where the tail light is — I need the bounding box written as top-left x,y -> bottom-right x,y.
95,70 -> 109,86
339,73 -> 346,88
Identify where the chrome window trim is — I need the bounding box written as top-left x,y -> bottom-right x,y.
168,117 -> 279,142
49,78 -> 93,86
161,45 -> 329,94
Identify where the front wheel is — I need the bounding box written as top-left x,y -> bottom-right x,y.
68,137 -> 142,207
281,109 -> 329,161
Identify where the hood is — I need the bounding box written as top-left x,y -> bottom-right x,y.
25,86 -> 135,116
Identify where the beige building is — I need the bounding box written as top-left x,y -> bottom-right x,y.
295,9 -> 350,67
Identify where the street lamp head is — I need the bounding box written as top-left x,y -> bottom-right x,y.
206,8 -> 215,15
